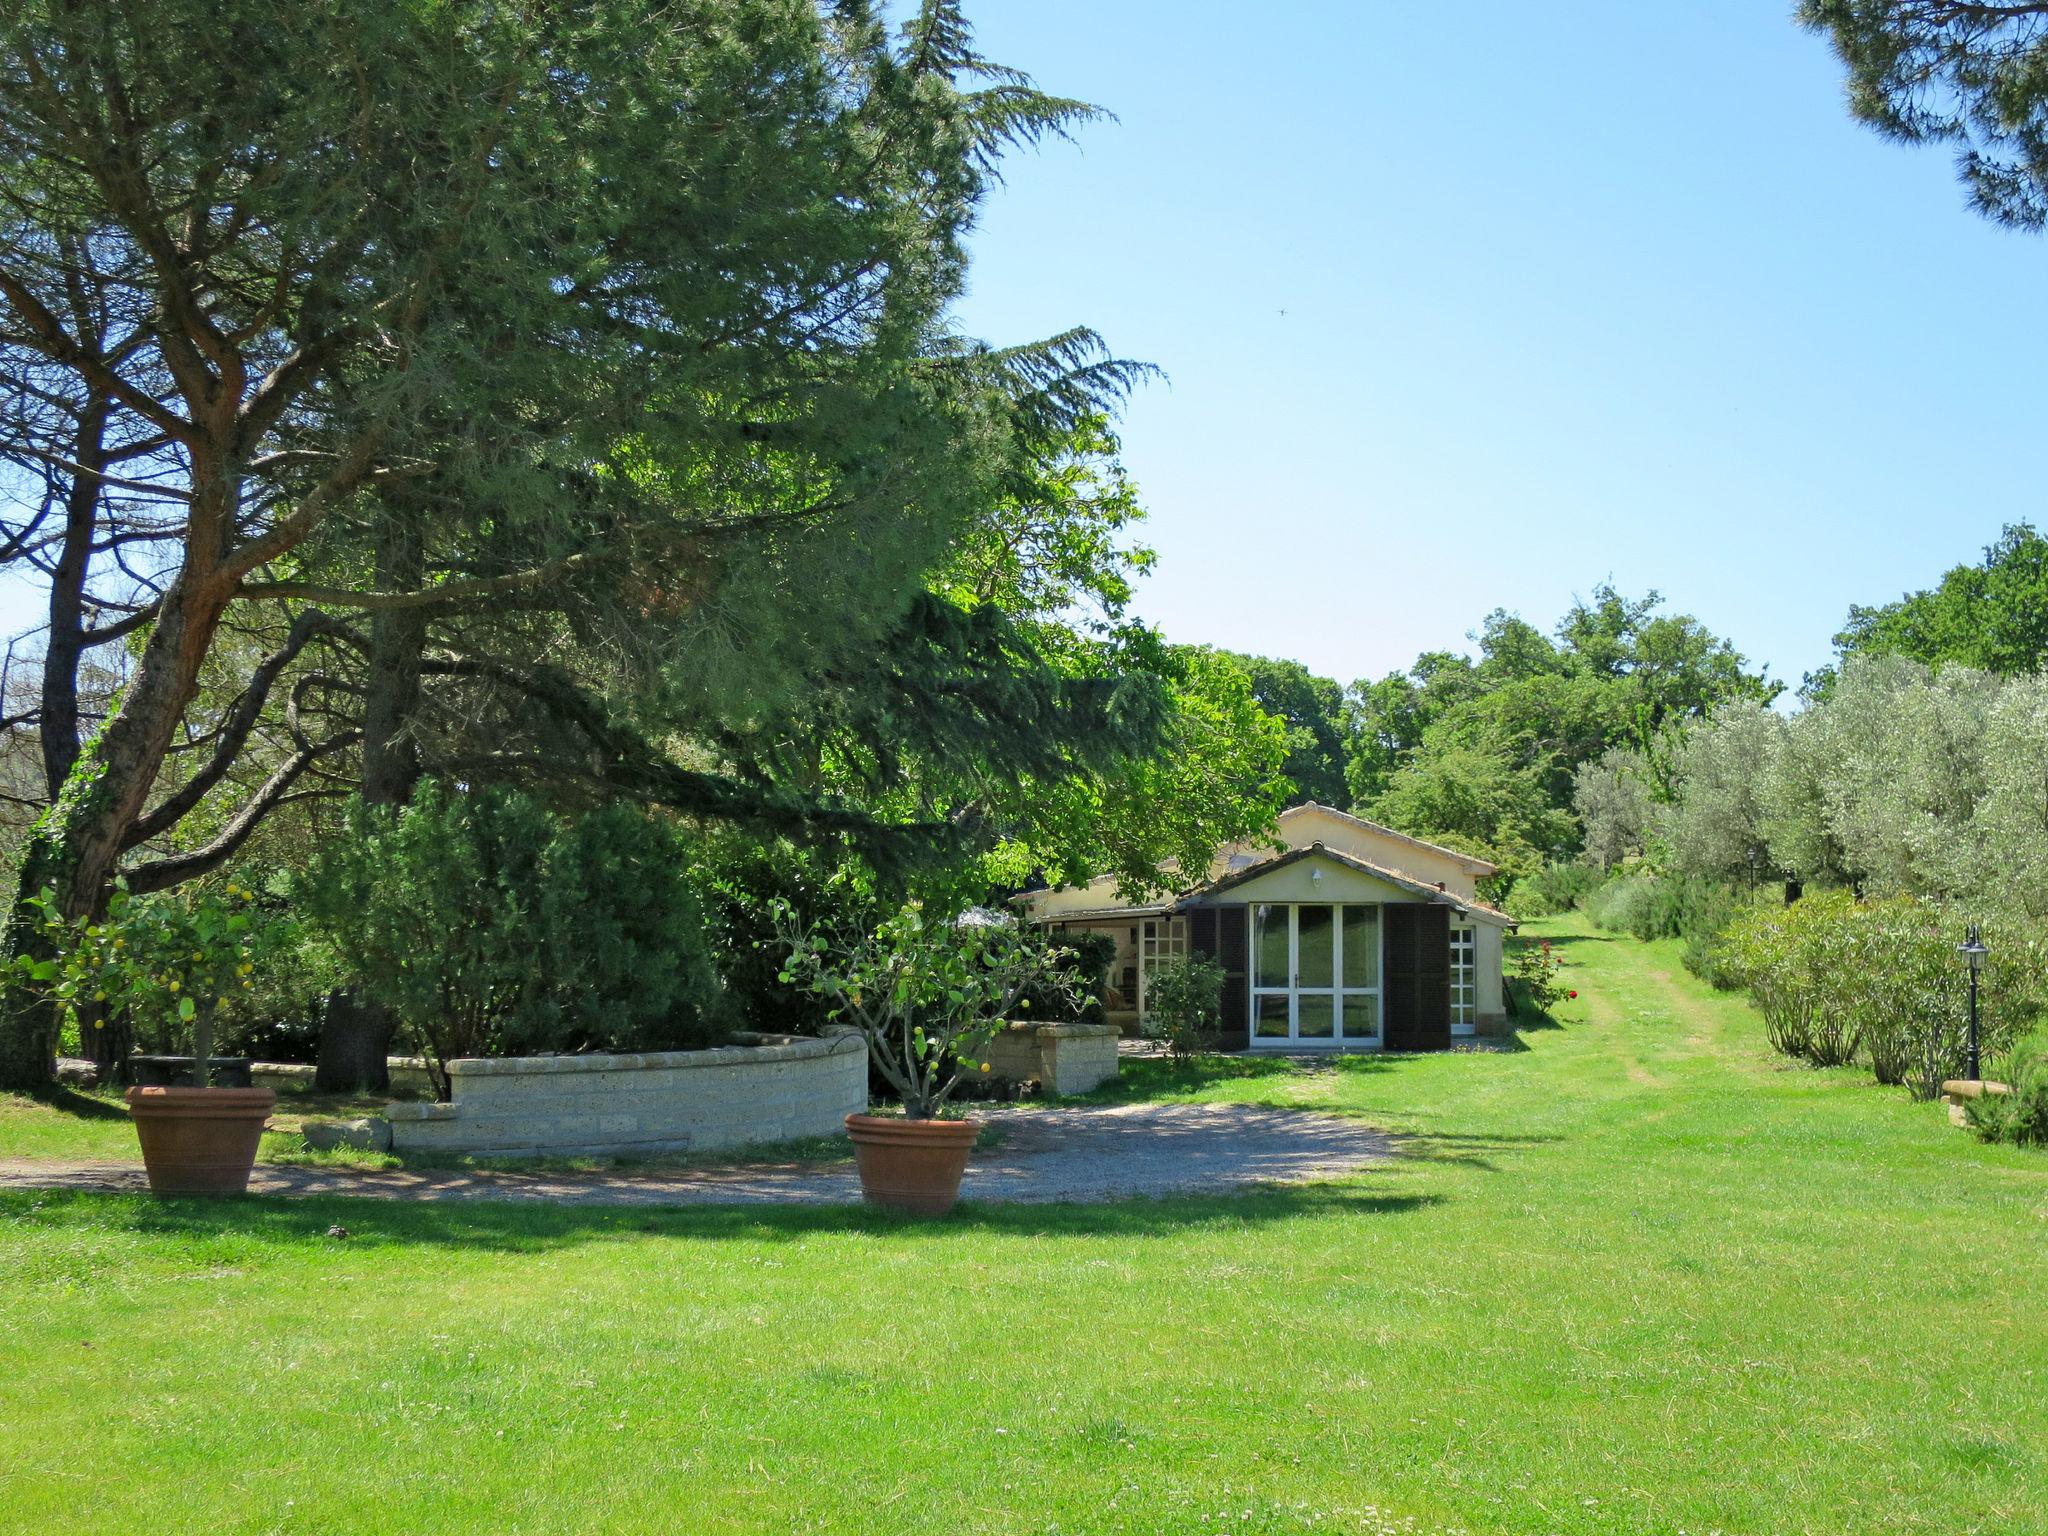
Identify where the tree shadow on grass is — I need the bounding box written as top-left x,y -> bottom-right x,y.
1392,1130 -> 1564,1174
3,1180 -> 1446,1255
24,1085 -> 129,1121
1076,1052 -> 1305,1104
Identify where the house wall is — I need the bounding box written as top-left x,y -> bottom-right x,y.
1268,805 -> 1488,901
1475,922 -> 1506,1027
1195,860 -> 1414,908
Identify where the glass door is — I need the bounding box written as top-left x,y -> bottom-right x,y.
1137,917 -> 1187,1025
1294,904 -> 1336,1039
1340,906 -> 1382,1045
1249,903 -> 1383,1046
1251,903 -> 1291,1041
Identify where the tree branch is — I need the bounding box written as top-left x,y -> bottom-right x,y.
121,729 -> 362,894
120,609 -> 345,849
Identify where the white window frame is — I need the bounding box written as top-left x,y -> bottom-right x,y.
1450,922 -> 1478,1038
1247,903 -> 1383,1049
1135,916 -> 1187,1023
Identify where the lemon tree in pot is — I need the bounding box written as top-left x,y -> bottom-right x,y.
24,880 -> 274,1195
775,903 -> 1077,1214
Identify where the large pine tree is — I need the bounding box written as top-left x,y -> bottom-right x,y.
0,0 -> 1143,1089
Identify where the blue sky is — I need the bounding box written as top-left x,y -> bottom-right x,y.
948,0 -> 2048,692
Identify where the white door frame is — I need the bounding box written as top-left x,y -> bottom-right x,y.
1248,902 -> 1384,1049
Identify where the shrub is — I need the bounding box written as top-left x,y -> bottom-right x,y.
1504,862 -> 1605,921
1509,937 -> 1572,1016
299,783 -> 721,1096
1585,872 -> 1740,947
1717,893 -> 1835,1061
1142,953 -> 1225,1058
1966,1032 -> 2048,1147
1716,890 -> 2046,1096
693,836 -> 863,1039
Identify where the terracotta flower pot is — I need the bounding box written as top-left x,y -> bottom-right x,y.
126,1085 -> 276,1196
845,1113 -> 980,1215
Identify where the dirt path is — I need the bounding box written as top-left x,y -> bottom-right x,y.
0,1101 -> 1394,1207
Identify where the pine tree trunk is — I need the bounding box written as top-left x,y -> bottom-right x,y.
0,522 -> 237,1091
313,508 -> 426,1095
313,991 -> 397,1094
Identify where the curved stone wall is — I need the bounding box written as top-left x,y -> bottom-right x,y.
383,1032 -> 867,1158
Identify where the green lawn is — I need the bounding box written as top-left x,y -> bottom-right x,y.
3,915 -> 2043,1534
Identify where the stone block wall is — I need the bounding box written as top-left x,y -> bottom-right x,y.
251,1057 -> 437,1097
383,1032 -> 866,1158
972,1021 -> 1119,1096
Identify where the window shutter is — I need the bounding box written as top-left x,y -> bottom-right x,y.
1384,904 -> 1452,1051
1189,904 -> 1250,1049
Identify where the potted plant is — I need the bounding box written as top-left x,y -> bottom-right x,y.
26,880 -> 274,1195
775,903 -> 1077,1214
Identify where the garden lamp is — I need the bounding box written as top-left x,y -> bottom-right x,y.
1958,925 -> 1988,1082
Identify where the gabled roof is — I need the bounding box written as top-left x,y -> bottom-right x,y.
1283,802 -> 1498,877
1175,841 -> 1514,927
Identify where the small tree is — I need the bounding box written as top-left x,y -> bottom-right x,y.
19,880 -> 266,1087
774,904 -> 1077,1119
1142,954 -> 1225,1058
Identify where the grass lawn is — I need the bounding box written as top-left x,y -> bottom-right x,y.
2,914 -> 2043,1534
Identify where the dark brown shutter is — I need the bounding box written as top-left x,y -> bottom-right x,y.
1189,904 -> 1250,1049
1384,903 -> 1452,1051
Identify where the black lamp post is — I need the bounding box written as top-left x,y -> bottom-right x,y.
1958,924 -> 1988,1082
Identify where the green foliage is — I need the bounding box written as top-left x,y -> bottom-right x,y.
1502,862 -> 1605,921
1831,525 -> 2048,676
1347,585 -> 1775,872
980,640 -> 1289,903
773,903 -> 1078,1119
1014,930 -> 1115,1025
1222,653 -> 1350,807
940,415 -> 1154,629
0,0 -> 1159,1091
1966,1033 -> 2048,1147
15,879 -> 273,1085
1367,732 -> 1574,880
1714,892 -> 2048,1095
298,784 -> 720,1096
1571,747 -> 1656,870
1584,873 -> 1739,948
1660,653 -> 2048,916
1141,953 -> 1226,1058
1509,937 -> 1571,1015
1658,704 -> 1784,884
1800,8 -> 2048,230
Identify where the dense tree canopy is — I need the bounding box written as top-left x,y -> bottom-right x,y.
1829,523 -> 2048,680
0,0 -> 1175,1087
1344,587 -> 1777,877
1220,653 -> 1349,807
1658,655 -> 2048,919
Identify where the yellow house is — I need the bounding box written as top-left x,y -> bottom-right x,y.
1016,803 -> 1513,1051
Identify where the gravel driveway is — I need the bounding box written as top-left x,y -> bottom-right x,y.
0,1101 -> 1393,1208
